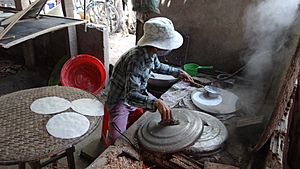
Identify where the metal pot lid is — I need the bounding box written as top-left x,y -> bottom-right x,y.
204,85 -> 221,95
137,108 -> 204,153
191,88 -> 241,115
183,110 -> 228,154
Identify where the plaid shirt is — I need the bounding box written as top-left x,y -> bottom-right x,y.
106,46 -> 180,111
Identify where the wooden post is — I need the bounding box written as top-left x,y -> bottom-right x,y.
14,0 -> 30,11
18,162 -> 26,169
67,26 -> 78,56
66,146 -> 76,169
76,24 -> 108,86
61,0 -> 78,56
23,40 -> 36,68
103,27 -> 109,87
29,161 -> 42,169
60,0 -> 66,16
61,0 -> 74,17
286,73 -> 300,168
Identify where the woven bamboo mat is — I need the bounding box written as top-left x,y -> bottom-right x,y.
0,86 -> 101,165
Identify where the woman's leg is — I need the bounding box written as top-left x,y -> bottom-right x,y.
108,102 -> 130,145
107,102 -> 138,144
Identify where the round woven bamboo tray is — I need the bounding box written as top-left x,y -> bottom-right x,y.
0,86 -> 101,165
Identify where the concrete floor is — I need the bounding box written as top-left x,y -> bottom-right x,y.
108,32 -> 136,65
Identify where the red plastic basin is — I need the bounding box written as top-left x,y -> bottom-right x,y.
60,54 -> 106,95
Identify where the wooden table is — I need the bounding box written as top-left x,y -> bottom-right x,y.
0,86 -> 101,169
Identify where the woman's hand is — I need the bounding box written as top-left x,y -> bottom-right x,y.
178,70 -> 194,82
155,99 -> 173,122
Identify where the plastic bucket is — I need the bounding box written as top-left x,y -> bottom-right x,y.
60,54 -> 106,95
183,63 -> 199,77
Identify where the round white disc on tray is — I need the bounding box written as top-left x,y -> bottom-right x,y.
71,98 -> 104,116
191,91 -> 222,106
46,112 -> 90,139
191,88 -> 240,115
30,96 -> 71,114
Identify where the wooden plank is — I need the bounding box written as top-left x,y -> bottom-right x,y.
287,76 -> 300,169
0,16 -> 86,48
170,154 -> 204,168
1,8 -> 23,26
204,162 -> 239,169
0,0 -> 46,39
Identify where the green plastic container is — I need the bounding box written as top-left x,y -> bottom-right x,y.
183,63 -> 213,77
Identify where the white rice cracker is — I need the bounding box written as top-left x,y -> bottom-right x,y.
71,98 -> 104,116
46,112 -> 90,139
30,96 -> 71,114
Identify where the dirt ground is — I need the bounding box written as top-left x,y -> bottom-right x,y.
108,32 -> 136,65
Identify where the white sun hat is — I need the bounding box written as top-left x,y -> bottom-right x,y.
137,17 -> 183,50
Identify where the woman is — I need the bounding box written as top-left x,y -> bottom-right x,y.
106,17 -> 193,144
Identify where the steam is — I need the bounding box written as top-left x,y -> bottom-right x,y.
239,0 -> 299,114
244,0 -> 299,79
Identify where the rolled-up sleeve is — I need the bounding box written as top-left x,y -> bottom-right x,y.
153,55 -> 180,77
125,60 -> 157,111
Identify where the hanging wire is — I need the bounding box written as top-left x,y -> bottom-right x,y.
111,122 -> 137,149
83,0 -> 86,19
216,64 -> 247,81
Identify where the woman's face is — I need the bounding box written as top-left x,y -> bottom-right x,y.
156,49 -> 172,56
